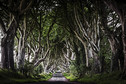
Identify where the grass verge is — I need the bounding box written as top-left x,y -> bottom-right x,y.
0,69 -> 52,84
63,72 -> 126,84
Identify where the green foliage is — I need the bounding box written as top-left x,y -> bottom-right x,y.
64,71 -> 126,84
84,7 -> 88,12
99,35 -> 112,72
0,69 -> 25,79
69,63 -> 78,77
33,64 -> 43,77
1,1 -> 124,84
76,72 -> 126,84
39,73 -> 52,81
0,69 -> 26,84
63,73 -> 77,81
32,73 -> 52,81
73,42 -> 86,77
0,69 -> 52,84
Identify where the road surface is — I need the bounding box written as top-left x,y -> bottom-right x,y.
48,71 -> 68,81
20,72 -> 96,84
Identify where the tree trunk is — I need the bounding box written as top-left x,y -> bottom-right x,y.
8,36 -> 15,70
1,17 -> 18,70
100,56 -> 105,73
92,52 -> 101,73
120,13 -> 126,74
17,30 -> 26,71
99,3 -> 122,72
103,0 -> 126,75
1,33 -> 15,70
1,38 -> 9,69
108,37 -> 119,71
17,45 -> 25,71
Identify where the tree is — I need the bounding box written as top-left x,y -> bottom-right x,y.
101,0 -> 125,73
0,0 -> 34,70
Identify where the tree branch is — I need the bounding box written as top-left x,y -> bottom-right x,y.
0,17 -> 6,33
33,48 -> 50,68
20,0 -> 33,15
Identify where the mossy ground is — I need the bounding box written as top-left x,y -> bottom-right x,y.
0,69 -> 52,84
63,72 -> 126,84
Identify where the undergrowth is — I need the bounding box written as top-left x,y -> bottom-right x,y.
63,71 -> 126,84
63,73 -> 78,81
0,69 -> 52,84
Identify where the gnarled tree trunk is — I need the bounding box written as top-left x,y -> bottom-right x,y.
17,17 -> 26,71
120,13 -> 126,73
1,17 -> 19,70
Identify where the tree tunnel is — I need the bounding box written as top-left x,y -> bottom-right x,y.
0,0 -> 126,84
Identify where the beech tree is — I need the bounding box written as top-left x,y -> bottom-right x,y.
0,0 -> 126,78
100,0 -> 126,75
0,0 -> 35,70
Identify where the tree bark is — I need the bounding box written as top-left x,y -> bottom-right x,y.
103,0 -> 126,73
17,17 -> 26,71
99,2 -> 122,71
1,39 -> 9,69
108,36 -> 119,71
120,13 -> 126,73
1,17 -> 18,70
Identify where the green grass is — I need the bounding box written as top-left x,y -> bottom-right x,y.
0,69 -> 26,84
63,73 -> 78,81
63,72 -> 126,84
39,73 -> 52,81
0,69 -> 52,84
